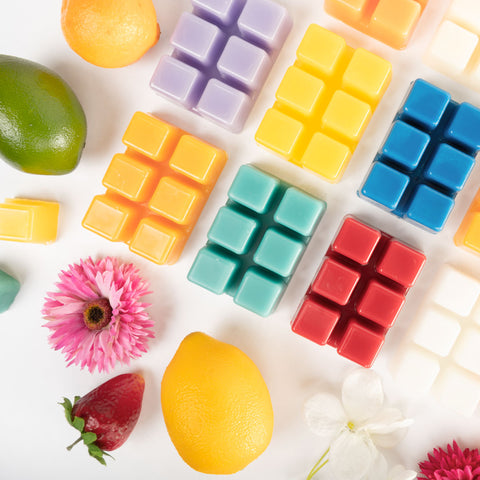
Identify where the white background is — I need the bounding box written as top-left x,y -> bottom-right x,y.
1,0 -> 480,478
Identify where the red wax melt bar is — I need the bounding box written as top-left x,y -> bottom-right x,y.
291,216 -> 425,367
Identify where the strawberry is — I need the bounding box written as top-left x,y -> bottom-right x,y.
60,373 -> 145,465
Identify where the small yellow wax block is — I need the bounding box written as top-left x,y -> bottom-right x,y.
129,217 -> 188,265
0,198 -> 59,244
122,112 -> 182,162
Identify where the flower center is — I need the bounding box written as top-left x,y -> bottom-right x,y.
83,298 -> 112,331
347,421 -> 355,431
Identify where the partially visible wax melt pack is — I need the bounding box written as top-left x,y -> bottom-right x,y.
425,0 -> 480,92
394,265 -> 480,416
455,188 -> 480,255
150,0 -> 291,132
0,198 -> 59,244
0,269 -> 20,313
324,0 -> 428,49
83,112 -> 227,265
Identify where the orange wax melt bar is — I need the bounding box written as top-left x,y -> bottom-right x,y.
0,198 -> 59,244
83,112 -> 227,265
455,188 -> 480,256
324,0 -> 428,49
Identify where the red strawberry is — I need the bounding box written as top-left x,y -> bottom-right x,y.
61,373 -> 145,465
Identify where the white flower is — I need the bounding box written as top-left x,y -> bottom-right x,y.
388,465 -> 417,480
365,453 -> 417,480
304,369 -> 413,480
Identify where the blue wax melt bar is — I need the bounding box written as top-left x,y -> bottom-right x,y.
359,79 -> 480,233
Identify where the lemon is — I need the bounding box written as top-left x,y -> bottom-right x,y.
161,332 -> 274,474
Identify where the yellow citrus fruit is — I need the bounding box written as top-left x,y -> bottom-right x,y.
161,332 -> 274,474
61,0 -> 160,68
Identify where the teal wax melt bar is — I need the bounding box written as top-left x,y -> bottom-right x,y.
188,164 -> 326,316
0,269 -> 20,313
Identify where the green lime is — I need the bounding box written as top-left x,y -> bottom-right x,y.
0,55 -> 87,175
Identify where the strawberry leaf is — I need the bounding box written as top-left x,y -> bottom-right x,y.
72,416 -> 85,433
81,432 -> 97,445
60,396 -> 111,466
87,444 -> 113,466
59,398 -> 74,426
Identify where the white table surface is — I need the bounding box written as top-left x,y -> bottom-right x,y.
2,1 -> 480,479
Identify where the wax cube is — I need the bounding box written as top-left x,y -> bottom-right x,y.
360,80 -> 480,233
324,0 -> 428,49
188,164 -> 326,316
425,0 -> 480,92
0,269 -> 20,313
150,0 -> 291,132
291,216 -> 425,368
455,189 -> 480,256
255,25 -> 392,182
0,198 -> 59,244
394,264 -> 480,415
83,112 -> 227,265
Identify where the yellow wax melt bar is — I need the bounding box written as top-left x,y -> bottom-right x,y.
83,112 -> 227,265
0,198 -> 59,244
255,25 -> 392,183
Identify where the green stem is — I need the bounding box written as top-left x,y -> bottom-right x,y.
306,447 -> 330,480
66,436 -> 82,451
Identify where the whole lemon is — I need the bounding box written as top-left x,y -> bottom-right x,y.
161,332 -> 274,474
61,0 -> 160,68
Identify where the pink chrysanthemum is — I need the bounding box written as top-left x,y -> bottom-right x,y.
42,257 -> 154,373
419,441 -> 480,480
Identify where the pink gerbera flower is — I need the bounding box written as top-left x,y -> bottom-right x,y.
419,441 -> 480,480
42,257 -> 154,373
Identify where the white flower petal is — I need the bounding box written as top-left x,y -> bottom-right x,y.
364,451 -> 388,480
389,465 -> 418,480
342,369 -> 384,423
329,430 -> 376,480
304,393 -> 347,438
364,408 -> 413,448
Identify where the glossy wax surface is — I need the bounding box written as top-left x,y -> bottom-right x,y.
360,79 -> 480,233
292,216 -> 426,367
188,164 -> 326,316
82,111 -> 227,264
255,25 -> 392,182
150,0 -> 292,131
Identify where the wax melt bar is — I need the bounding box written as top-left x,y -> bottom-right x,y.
324,0 -> 428,49
425,0 -> 480,93
0,198 -> 59,243
188,164 -> 326,316
0,269 -> 20,313
150,0 -> 291,132
83,112 -> 227,265
292,216 -> 425,368
359,79 -> 480,232
394,265 -> 480,416
455,188 -> 480,255
255,24 -> 392,182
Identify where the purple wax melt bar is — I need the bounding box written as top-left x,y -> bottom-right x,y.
150,0 -> 292,132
